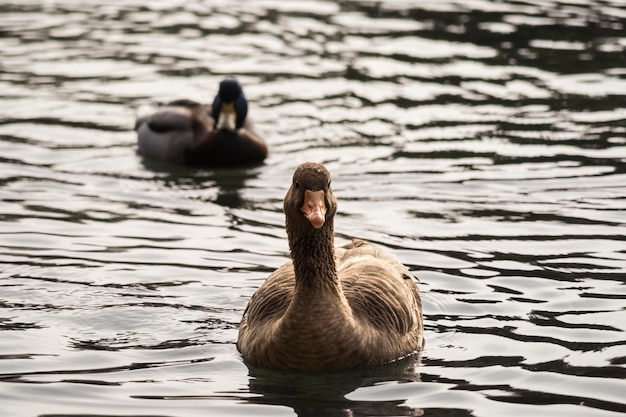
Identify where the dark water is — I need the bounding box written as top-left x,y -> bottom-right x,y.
1,0 -> 625,416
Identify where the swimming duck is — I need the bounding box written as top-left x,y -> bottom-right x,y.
135,78 -> 267,167
237,162 -> 424,371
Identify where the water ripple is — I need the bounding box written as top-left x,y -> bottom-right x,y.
1,0 -> 625,416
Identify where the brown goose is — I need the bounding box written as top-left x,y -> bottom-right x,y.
237,162 -> 424,371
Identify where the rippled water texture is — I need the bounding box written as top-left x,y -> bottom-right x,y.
1,0 -> 625,416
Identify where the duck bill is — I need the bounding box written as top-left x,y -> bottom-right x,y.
216,102 -> 237,130
301,190 -> 326,229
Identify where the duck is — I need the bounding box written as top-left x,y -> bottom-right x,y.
237,162 -> 424,372
135,78 -> 268,168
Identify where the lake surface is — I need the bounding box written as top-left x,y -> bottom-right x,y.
1,0 -> 625,416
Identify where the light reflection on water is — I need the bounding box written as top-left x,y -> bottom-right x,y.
1,0 -> 625,416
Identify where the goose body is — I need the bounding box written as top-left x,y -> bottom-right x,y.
135,79 -> 267,168
237,162 -> 424,371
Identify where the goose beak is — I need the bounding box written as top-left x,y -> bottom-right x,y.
217,102 -> 237,130
301,190 -> 326,229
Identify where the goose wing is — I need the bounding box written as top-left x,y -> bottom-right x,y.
338,239 -> 422,336
239,260 -> 294,330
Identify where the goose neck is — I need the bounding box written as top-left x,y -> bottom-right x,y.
288,225 -> 338,290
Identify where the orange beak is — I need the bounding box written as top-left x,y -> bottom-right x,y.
301,190 -> 326,229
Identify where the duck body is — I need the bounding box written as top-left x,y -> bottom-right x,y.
135,79 -> 267,168
237,163 -> 424,372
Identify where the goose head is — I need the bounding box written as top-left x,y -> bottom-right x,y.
284,162 -> 337,235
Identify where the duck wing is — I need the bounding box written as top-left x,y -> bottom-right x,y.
146,107 -> 194,133
135,100 -> 211,133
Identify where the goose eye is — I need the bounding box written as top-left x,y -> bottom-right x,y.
294,181 -> 299,189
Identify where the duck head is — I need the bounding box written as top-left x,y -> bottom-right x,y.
212,78 -> 249,131
284,163 -> 337,232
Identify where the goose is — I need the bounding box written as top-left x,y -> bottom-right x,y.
237,162 -> 424,371
135,78 -> 267,167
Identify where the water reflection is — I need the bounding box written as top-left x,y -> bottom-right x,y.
140,157 -> 260,209
246,355 -> 423,417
